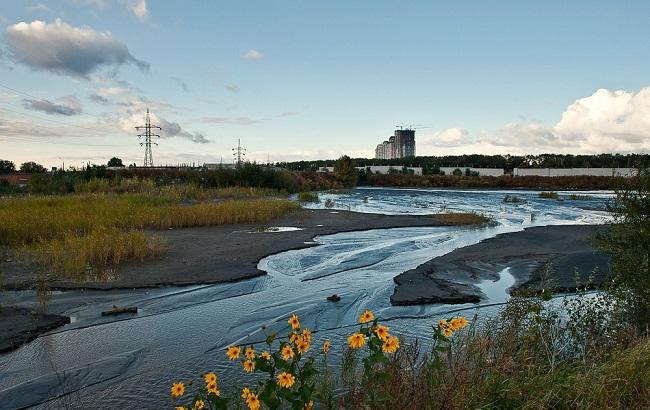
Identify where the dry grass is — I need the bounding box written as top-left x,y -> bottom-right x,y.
0,194 -> 300,245
30,227 -> 167,279
432,212 -> 491,225
0,193 -> 299,282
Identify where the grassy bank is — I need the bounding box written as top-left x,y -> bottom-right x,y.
0,193 -> 299,245
170,291 -> 649,410
1,190 -> 300,280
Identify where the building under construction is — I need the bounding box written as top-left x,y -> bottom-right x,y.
375,128 -> 416,159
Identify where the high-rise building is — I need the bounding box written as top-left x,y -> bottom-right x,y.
375,129 -> 416,159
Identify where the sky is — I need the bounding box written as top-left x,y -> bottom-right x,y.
0,0 -> 649,168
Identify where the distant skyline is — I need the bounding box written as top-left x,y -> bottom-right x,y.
1,1 -> 649,168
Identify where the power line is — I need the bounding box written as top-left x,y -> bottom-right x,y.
0,104 -> 108,133
0,82 -> 107,119
135,108 -> 161,167
232,138 -> 246,166
0,135 -> 132,147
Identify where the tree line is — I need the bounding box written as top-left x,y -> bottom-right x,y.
278,153 -> 650,173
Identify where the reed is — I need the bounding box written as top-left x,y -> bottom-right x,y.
30,227 -> 167,279
0,194 -> 299,245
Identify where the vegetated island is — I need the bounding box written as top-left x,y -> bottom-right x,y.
391,224 -> 610,305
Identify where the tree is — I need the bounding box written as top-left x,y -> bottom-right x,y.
107,157 -> 125,167
0,160 -> 15,174
19,161 -> 47,173
333,155 -> 358,187
596,168 -> 650,330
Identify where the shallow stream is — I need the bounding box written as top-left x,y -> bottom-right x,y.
0,188 -> 612,409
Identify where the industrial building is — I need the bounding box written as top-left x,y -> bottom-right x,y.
375,129 -> 416,159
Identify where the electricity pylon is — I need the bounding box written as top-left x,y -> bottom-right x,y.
135,108 -> 161,167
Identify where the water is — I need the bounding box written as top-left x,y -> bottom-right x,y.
0,188 -> 612,409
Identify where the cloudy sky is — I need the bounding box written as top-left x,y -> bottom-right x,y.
0,1 -> 649,168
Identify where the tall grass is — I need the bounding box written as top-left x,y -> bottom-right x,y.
0,194 -> 300,245
31,227 -> 167,279
336,292 -> 648,409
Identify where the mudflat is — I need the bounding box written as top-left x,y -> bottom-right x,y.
391,224 -> 610,305
1,209 -> 481,290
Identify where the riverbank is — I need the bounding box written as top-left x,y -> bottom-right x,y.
1,209 -> 487,290
391,224 -> 610,305
0,307 -> 70,353
0,209 -> 487,353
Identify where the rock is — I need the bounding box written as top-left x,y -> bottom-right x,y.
326,294 -> 341,302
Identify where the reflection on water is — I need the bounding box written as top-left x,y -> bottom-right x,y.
0,188 -> 612,409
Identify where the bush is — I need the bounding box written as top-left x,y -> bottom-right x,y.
539,191 -> 559,199
297,192 -> 319,202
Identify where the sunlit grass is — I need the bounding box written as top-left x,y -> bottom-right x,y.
0,194 -> 300,245
30,227 -> 167,279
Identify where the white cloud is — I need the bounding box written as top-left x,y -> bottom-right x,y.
418,87 -> 650,155
72,0 -> 107,8
119,110 -> 212,144
125,0 -> 149,22
241,49 -> 264,61
5,19 -> 149,78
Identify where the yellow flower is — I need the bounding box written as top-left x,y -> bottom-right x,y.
438,319 -> 449,329
302,328 -> 312,343
206,381 -> 219,395
176,407 -> 185,410
203,372 -> 217,385
261,351 -> 271,360
289,333 -> 301,344
347,333 -> 366,349
443,327 -> 453,337
288,314 -> 300,329
194,399 -> 205,410
382,335 -> 400,353
170,382 -> 185,398
241,387 -> 252,400
246,393 -> 261,410
297,339 -> 310,353
304,400 -> 315,410
281,344 -> 295,360
450,317 -> 469,330
359,310 -> 375,323
323,340 -> 331,354
245,346 -> 256,360
277,371 -> 296,388
226,346 -> 241,360
243,359 -> 256,373
374,324 -> 390,341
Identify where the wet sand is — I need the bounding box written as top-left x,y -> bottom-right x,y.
391,225 -> 610,305
0,307 -> 70,353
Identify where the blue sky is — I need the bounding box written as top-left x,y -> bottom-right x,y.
1,1 -> 649,168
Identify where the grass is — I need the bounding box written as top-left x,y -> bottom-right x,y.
568,193 -> 593,200
334,292 -> 649,410
0,192 -> 299,283
30,227 -> 167,280
0,194 -> 300,245
297,191 -> 320,202
539,191 -> 560,199
433,212 -> 491,225
503,194 -> 524,203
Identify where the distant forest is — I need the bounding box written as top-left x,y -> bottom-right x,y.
278,153 -> 650,172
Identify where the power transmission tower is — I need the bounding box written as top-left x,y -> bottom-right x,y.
135,108 -> 161,167
232,138 -> 246,166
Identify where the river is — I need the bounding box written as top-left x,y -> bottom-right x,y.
0,188 -> 612,409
